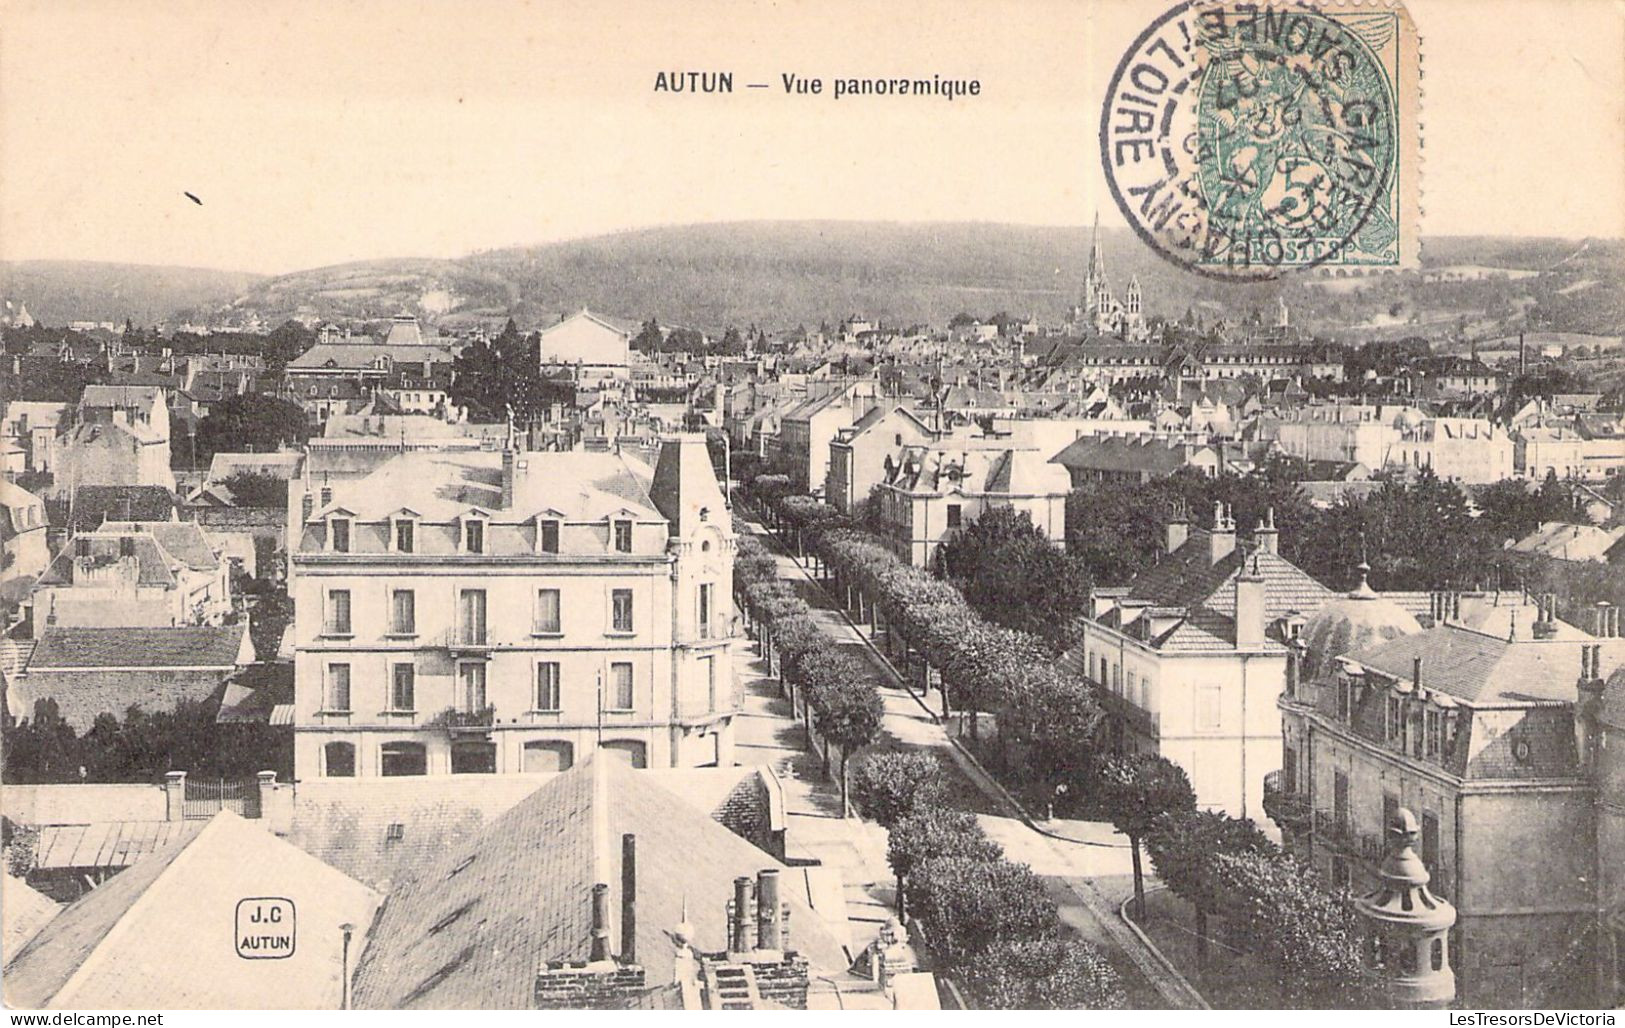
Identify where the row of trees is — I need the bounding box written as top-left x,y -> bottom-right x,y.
745,480 -> 1106,792
2,698 -> 293,784
854,751 -> 1125,1009
734,535 -> 883,810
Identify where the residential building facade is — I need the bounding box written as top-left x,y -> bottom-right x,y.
287,434 -> 737,780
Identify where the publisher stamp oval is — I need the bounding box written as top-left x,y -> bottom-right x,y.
236,896 -> 296,959
1101,1 -> 1415,280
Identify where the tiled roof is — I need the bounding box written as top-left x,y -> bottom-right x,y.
1342,625 -> 1625,705
1112,529 -> 1336,651
98,521 -> 219,571
27,624 -> 250,670
350,758 -> 850,1009
36,534 -> 177,588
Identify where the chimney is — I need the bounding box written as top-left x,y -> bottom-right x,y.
1235,555 -> 1266,649
730,876 -> 753,954
756,868 -> 783,952
620,834 -> 637,963
501,449 -> 516,511
1165,509 -> 1190,555
1253,507 -> 1279,555
1210,502 -> 1236,565
1413,656 -> 1423,691
589,883 -> 612,962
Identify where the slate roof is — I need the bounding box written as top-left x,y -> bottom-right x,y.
26,624 -> 251,670
35,534 -> 177,588
305,449 -> 662,527
1108,528 -> 1336,652
1050,434 -> 1207,476
286,776 -> 549,890
350,757 -> 850,1009
1341,625 -> 1624,705
287,342 -> 456,370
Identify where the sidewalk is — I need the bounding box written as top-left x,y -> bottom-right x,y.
738,519 -> 1206,1009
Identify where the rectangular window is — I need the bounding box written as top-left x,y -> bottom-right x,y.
613,519 -> 633,553
946,504 -> 962,529
395,519 -> 414,553
703,654 -> 717,708
698,583 -> 713,639
326,589 -> 352,635
325,663 -> 351,712
534,588 -> 561,634
611,589 -> 634,633
464,520 -> 484,554
1421,811 -> 1440,878
1425,708 -> 1442,759
1338,680 -> 1353,721
1382,792 -> 1399,835
459,589 -> 487,645
1333,770 -> 1350,833
459,662 -> 487,711
391,589 -> 415,635
540,519 -> 560,554
610,662 -> 634,710
1385,695 -> 1402,743
390,663 -> 415,711
1283,744 -> 1298,794
1196,684 -> 1222,731
331,518 -> 351,552
536,662 -> 561,711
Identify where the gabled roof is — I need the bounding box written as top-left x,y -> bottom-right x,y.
1111,529 -> 1336,651
3,813 -> 379,1010
350,757 -> 850,1009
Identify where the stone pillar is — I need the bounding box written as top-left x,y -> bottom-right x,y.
163,770 -> 186,821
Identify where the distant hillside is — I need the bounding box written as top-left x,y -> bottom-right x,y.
4,224 -> 1618,340
0,261 -> 262,325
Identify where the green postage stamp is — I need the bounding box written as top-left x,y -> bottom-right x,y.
1101,1 -> 1420,280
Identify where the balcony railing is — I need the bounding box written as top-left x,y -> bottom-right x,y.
1313,808 -> 1353,848
430,705 -> 496,733
436,627 -> 495,653
1262,770 -> 1312,830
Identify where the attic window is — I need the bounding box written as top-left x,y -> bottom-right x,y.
463,517 -> 485,554
613,519 -> 633,553
385,822 -> 405,843
329,517 -> 352,553
699,506 -> 710,522
394,516 -> 416,553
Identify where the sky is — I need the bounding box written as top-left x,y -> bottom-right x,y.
1,0 -> 1621,274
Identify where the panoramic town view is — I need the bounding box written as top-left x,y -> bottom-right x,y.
1,0 -> 1622,1015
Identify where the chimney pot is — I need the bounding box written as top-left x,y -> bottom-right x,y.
730,876 -> 753,953
589,883 -> 612,962
756,869 -> 783,951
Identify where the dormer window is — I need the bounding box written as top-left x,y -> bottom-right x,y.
539,518 -> 560,554
613,519 -> 633,553
393,517 -> 416,553
330,516 -> 352,553
464,517 -> 485,554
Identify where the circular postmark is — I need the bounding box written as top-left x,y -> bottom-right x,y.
1101,2 -> 1399,280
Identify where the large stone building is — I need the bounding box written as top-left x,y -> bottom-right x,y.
825,403 -> 937,515
872,440 -> 1070,568
1272,593 -> 1625,1007
54,386 -> 174,493
1068,217 -> 1147,341
287,434 -> 737,780
1061,506 -> 1335,822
